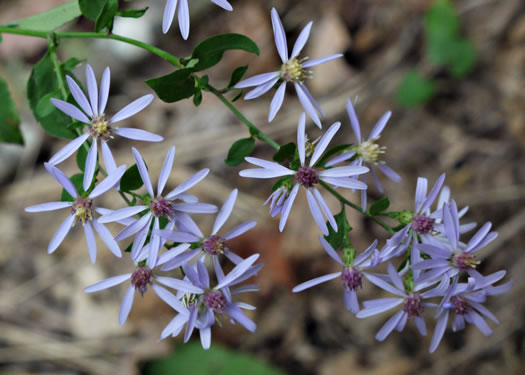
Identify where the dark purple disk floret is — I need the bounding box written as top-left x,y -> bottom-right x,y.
411,215 -> 435,235
131,266 -> 153,296
403,293 -> 424,318
295,166 -> 319,188
341,267 -> 363,290
202,235 -> 226,255
205,290 -> 227,313
452,251 -> 479,272
150,197 -> 175,218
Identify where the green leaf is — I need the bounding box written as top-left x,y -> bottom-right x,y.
445,38 -> 477,78
396,71 -> 436,108
424,0 -> 459,42
13,0 -> 81,32
60,173 -> 84,201
190,33 -> 260,72
369,197 -> 390,216
120,164 -> 144,191
117,7 -> 149,18
272,142 -> 296,163
193,89 -> 203,107
224,137 -> 255,166
231,90 -> 243,102
228,65 -> 248,88
140,343 -> 286,375
95,0 -> 119,32
36,90 -> 62,118
62,57 -> 84,71
324,207 -> 352,250
0,77 -> 23,145
79,0 -> 107,21
146,69 -> 195,103
27,52 -> 77,139
76,142 -> 90,171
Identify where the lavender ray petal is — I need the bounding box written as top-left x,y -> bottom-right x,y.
270,8 -> 288,63
420,173 -> 446,213
91,218 -> 121,258
297,112 -> 306,166
415,316 -> 427,336
244,77 -> 280,100
301,85 -> 325,117
443,202 -> 459,249
174,212 -> 203,237
147,217 -> 161,269
268,81 -> 287,123
115,213 -> 152,242
415,177 -> 428,213
235,72 -> 279,89
48,214 -> 75,253
302,54 -> 344,68
50,98 -> 90,123
48,133 -> 90,165
361,187 -> 367,211
89,165 -> 126,199
243,157 -> 295,174
162,0 -> 178,33
165,168 -> 209,200
224,250 -> 244,265
468,310 -> 493,336
321,176 -> 368,190
178,0 -> 190,40
469,231 -> 497,253
212,189 -> 237,235
411,259 -> 450,270
161,314 -> 188,340
292,272 -> 341,292
155,276 -> 204,294
161,249 -> 200,271
195,260 -> 210,289
118,285 -> 135,325
210,0 -> 232,11
157,229 -> 199,243
157,146 -> 175,197
200,327 -> 212,349
368,111 -> 391,140
156,243 -> 191,266
414,243 -> 451,259
369,166 -> 383,193
98,205 -> 148,224
354,240 -> 378,266
325,151 -> 355,168
375,310 -> 405,341
309,121 -> 341,166
291,21 -> 312,58
320,165 -> 369,178
387,263 -> 405,291
66,75 -> 93,117
224,221 -> 256,240
152,284 -> 188,315
100,140 -> 118,177
345,98 -> 361,143
295,83 -> 322,128
376,163 -> 402,183
98,67 -> 110,115
85,64 -> 99,115
279,184 -> 300,232
183,305 -> 198,342
395,311 -> 408,332
83,221 -> 97,264
313,188 -> 337,232
172,202 -> 217,214
110,94 -> 154,124
470,302 -> 498,324
225,304 -> 257,332
132,147 -> 154,197
306,189 -> 329,235
114,128 -> 163,142
25,201 -> 72,212
239,168 -> 292,179
453,314 -> 465,332
83,139 -> 98,192
486,281 -> 513,296
466,221 -> 492,252
363,273 -> 406,297
346,290 -> 360,314
84,273 -> 132,293
216,254 -> 259,290
430,310 -> 449,353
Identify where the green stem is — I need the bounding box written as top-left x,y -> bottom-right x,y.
320,181 -> 395,234
207,84 -> 280,151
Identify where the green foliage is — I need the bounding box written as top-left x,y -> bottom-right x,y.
60,173 -> 83,201
95,0 -> 119,32
271,175 -> 292,192
27,52 -> 77,139
76,143 -> 89,171
272,142 -> 296,163
139,343 -> 286,375
146,69 -> 195,103
224,137 -> 255,166
193,89 -> 203,106
62,57 -> 84,72
117,7 -> 149,19
228,66 -> 249,88
120,164 -> 144,192
13,0 -> 81,32
231,90 -> 243,102
0,77 -> 23,145
396,71 -> 436,108
369,197 -> 390,216
78,0 -> 106,20
190,33 -> 260,72
324,207 -> 352,250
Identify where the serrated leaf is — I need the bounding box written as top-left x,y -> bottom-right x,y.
0,77 -> 23,145
146,69 -> 195,103
224,138 -> 255,166
27,52 -> 77,139
324,207 -> 352,250
272,142 -> 296,163
369,197 -> 390,216
13,0 -> 81,32
228,66 -> 248,88
95,0 -> 119,32
79,0 -> 107,21
396,71 -> 436,108
190,33 -> 260,72
117,7 -> 149,18
120,164 -> 144,192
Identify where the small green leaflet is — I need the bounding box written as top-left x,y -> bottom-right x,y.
396,71 -> 436,108
12,0 -> 81,32
146,69 -> 195,103
324,207 -> 352,250
0,77 -> 23,145
369,197 -> 390,216
224,138 -> 255,166
120,164 -> 144,192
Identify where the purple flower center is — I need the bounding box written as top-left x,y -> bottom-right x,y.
450,296 -> 470,315
202,235 -> 225,255
205,291 -> 227,313
341,267 -> 363,290
411,215 -> 435,235
131,266 -> 152,296
71,197 -> 94,224
295,167 -> 319,188
150,197 -> 174,218
403,293 -> 424,318
90,117 -> 112,139
452,251 -> 479,271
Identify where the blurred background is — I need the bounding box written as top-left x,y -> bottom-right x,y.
0,0 -> 524,374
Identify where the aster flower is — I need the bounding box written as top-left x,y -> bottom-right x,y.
25,163 -> 125,263
326,98 -> 401,209
49,64 -> 162,191
84,260 -> 203,326
413,200 -> 497,288
162,0 -> 232,39
240,113 -> 369,235
356,263 -> 439,341
98,146 -> 217,268
234,8 -> 343,127
429,271 -> 512,352
293,236 -> 381,314
156,189 -> 257,269
160,255 -> 261,349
